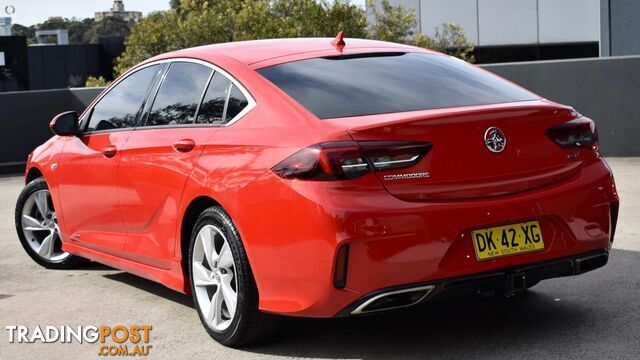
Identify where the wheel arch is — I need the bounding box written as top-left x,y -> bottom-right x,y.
179,195 -> 221,293
25,166 -> 44,184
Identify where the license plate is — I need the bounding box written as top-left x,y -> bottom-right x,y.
472,220 -> 544,261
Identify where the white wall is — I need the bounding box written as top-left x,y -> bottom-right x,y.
478,0 -> 538,45
377,0 -> 601,46
538,0 -> 600,43
420,0 -> 479,44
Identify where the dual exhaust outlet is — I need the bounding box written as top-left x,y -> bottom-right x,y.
348,250 -> 608,315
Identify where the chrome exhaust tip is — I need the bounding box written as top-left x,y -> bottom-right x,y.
350,285 -> 435,315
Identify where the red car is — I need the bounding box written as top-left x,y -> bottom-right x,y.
16,37 -> 619,346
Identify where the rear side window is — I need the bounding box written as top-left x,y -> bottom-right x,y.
196,76 -> 250,125
86,64 -> 161,132
146,62 -> 212,126
225,85 -> 249,123
258,52 -> 538,119
196,72 -> 231,125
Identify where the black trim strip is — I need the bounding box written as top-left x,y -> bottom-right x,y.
336,249 -> 609,317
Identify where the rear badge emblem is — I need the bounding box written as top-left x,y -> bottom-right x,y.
383,172 -> 430,181
484,127 -> 506,153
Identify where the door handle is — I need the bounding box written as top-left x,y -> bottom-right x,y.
172,139 -> 196,152
102,145 -> 117,158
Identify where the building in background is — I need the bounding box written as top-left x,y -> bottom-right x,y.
35,29 -> 69,45
0,17 -> 11,36
0,1 -> 136,92
95,0 -> 142,22
369,0 -> 640,63
600,0 -> 640,56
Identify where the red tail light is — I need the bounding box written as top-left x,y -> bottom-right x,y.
546,117 -> 598,148
271,141 -> 432,181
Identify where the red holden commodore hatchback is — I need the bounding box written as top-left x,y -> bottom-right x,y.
16,37 -> 619,346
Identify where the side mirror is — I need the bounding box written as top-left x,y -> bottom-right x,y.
50,111 -> 79,136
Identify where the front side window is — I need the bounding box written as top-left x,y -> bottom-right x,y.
146,62 -> 213,126
258,52 -> 539,119
86,64 -> 162,132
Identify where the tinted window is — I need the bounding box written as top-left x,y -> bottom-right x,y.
146,62 -> 212,126
87,65 -> 161,132
224,85 -> 249,123
258,52 -> 538,119
196,72 -> 231,125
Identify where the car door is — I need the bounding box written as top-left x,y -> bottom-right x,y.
56,64 -> 164,254
118,61 -> 227,268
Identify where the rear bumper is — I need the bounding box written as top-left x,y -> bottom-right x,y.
231,158 -> 618,317
336,249 -> 609,316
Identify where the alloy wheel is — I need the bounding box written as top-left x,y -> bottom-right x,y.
192,224 -> 238,332
20,189 -> 69,262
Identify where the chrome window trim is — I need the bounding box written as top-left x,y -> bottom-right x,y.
82,63 -> 165,134
193,69 -> 216,124
82,57 -> 256,135
139,62 -> 172,127
220,81 -> 233,124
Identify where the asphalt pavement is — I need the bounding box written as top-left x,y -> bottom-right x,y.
1,158 -> 638,359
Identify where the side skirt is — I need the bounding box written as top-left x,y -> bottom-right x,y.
63,242 -> 188,294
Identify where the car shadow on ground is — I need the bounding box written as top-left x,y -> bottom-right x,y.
102,272 -> 195,309
247,291 -> 593,359
101,249 -> 639,359
246,248 -> 639,359
83,262 -> 116,271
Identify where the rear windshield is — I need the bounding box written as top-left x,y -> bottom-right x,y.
258,52 -> 538,119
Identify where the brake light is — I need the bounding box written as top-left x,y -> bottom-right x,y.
546,117 -> 598,148
271,141 -> 431,181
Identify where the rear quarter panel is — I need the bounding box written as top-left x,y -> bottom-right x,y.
175,59 -> 350,284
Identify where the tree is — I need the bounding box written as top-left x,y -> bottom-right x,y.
11,16 -> 133,45
413,23 -> 475,63
114,11 -> 182,75
38,17 -> 71,31
83,17 -> 131,43
85,76 -> 110,87
269,0 -> 328,38
115,0 -> 368,75
323,0 -> 368,39
10,24 -> 35,42
169,0 -> 181,10
116,0 -> 475,75
69,18 -> 95,44
367,0 -> 474,62
366,0 -> 416,42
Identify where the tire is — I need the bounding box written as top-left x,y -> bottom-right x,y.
189,206 -> 280,347
15,177 -> 89,269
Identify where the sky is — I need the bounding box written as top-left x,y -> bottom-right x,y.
4,0 -> 171,26
3,0 -> 368,26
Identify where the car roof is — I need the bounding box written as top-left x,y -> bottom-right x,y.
148,37 -> 432,69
